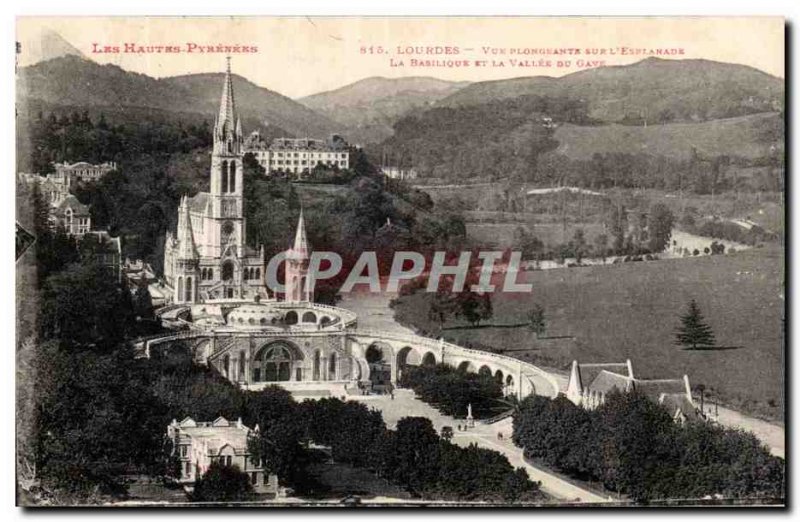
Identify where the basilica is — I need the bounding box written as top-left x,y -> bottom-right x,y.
163,60 -> 308,305
149,61 -> 553,402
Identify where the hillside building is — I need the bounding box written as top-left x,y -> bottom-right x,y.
52,194 -> 91,236
566,359 -> 703,424
381,166 -> 418,181
166,416 -> 279,496
243,132 -> 349,175
18,173 -> 93,237
53,161 -> 117,187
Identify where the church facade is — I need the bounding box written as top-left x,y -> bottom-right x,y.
164,60 -> 307,304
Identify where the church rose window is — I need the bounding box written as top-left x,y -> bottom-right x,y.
222,221 -> 234,237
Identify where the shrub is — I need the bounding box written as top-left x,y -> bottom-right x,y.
190,461 -> 254,502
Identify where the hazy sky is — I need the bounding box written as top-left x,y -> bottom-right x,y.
17,16 -> 785,99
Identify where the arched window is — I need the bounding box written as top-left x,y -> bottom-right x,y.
223,355 -> 230,378
239,351 -> 245,379
229,162 -> 236,192
256,344 -> 293,382
313,350 -> 321,381
222,261 -> 234,281
328,352 -> 337,380
221,161 -> 229,192
302,311 -> 317,324
255,268 -> 261,279
185,276 -> 193,302
177,277 -> 183,302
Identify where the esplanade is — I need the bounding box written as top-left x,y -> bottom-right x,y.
139,297 -> 560,400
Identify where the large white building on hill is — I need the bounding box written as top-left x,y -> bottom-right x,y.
244,132 -> 349,175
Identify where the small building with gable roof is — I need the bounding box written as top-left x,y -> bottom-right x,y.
566,359 -> 703,423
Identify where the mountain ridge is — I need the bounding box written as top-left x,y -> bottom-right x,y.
16,55 -> 343,139
437,57 -> 784,124
298,76 -> 470,144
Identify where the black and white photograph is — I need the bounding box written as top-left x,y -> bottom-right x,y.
13,15 -> 786,508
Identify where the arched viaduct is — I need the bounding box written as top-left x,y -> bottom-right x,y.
135,324 -> 561,400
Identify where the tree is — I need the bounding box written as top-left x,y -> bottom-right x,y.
675,299 -> 716,350
40,262 -> 135,348
527,304 -> 546,338
190,461 -> 254,502
572,228 -> 587,263
607,203 -> 628,254
133,275 -> 154,319
647,203 -> 674,253
427,291 -> 456,330
594,233 -> 609,261
513,227 -> 544,260
456,291 -> 493,327
392,417 -> 441,494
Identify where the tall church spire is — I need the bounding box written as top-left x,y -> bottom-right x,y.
216,56 -> 237,137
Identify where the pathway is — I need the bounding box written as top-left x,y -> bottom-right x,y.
339,290 -> 785,458
349,390 -> 609,503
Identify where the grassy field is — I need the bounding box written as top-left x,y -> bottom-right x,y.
467,222 -> 607,249
393,246 -> 785,422
553,112 -> 782,161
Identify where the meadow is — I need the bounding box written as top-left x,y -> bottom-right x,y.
553,112 -> 782,161
393,246 -> 785,422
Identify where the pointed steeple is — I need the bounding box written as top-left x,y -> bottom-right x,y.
177,197 -> 198,260
289,208 -> 309,259
216,56 -> 237,138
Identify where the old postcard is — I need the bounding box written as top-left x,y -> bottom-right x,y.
15,16 -> 785,507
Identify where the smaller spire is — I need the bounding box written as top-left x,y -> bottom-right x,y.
288,208 -> 309,259
177,198 -> 198,260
